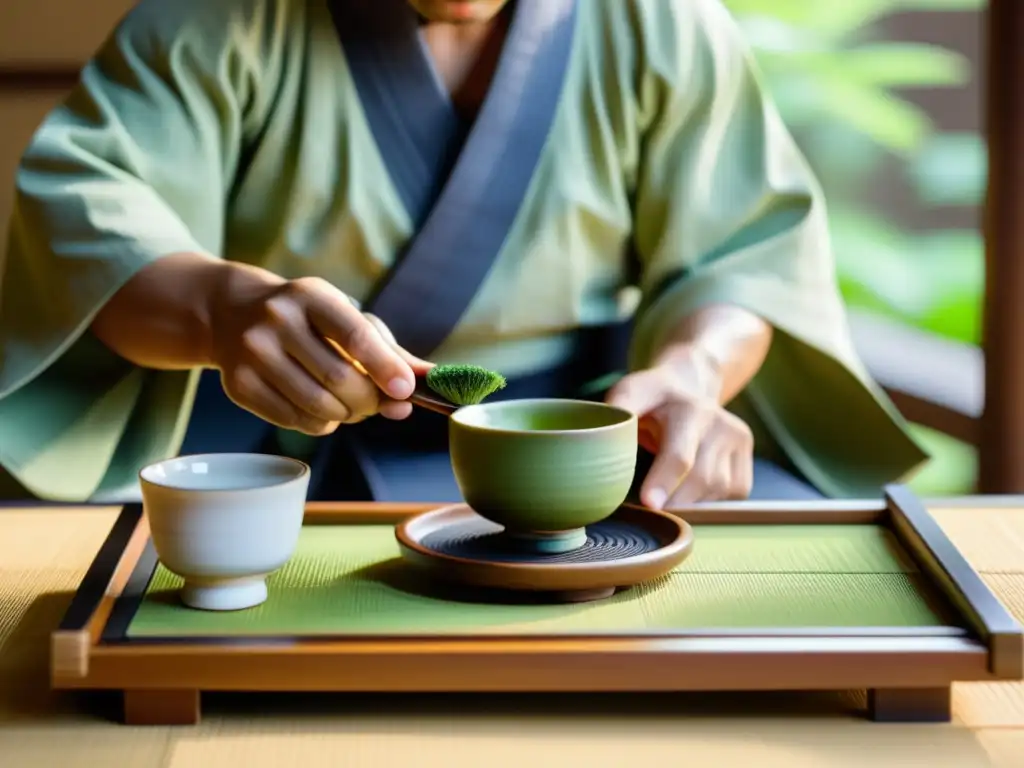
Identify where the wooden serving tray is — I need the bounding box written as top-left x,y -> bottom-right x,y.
50,485 -> 1024,726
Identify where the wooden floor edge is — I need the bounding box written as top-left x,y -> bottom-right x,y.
55,638 -> 992,693
7,496 -> 1024,515
53,662 -> 996,694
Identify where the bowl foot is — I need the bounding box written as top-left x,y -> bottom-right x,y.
501,527 -> 587,555
180,576 -> 268,611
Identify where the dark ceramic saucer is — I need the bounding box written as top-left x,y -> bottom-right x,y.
394,504 -> 694,603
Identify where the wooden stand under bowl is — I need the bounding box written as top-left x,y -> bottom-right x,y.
50,485 -> 1024,726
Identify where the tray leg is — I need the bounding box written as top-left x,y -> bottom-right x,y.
867,687 -> 951,723
123,689 -> 201,726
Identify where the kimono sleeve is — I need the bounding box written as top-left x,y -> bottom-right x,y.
0,0 -> 286,501
627,0 -> 929,497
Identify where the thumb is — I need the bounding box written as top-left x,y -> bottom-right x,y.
363,313 -> 435,376
605,368 -> 668,417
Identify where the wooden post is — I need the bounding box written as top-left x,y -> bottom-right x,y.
123,690 -> 201,726
867,687 -> 952,723
979,0 -> 1024,493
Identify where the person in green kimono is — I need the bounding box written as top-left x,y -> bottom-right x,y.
0,0 -> 928,506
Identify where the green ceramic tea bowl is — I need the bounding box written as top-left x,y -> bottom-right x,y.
448,398 -> 638,553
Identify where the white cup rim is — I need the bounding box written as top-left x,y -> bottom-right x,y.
138,452 -> 310,494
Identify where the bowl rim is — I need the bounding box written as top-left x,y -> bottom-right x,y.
450,397 -> 637,436
138,452 -> 311,494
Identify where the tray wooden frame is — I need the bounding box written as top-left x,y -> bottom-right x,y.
49,485 -> 1024,726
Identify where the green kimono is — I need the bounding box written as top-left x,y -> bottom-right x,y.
0,0 -> 928,502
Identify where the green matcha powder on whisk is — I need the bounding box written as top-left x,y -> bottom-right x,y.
425,364 -> 507,406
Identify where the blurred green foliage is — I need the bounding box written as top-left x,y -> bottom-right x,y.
724,0 -> 985,493
725,0 -> 986,345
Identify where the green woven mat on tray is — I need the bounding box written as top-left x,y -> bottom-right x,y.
126,524 -> 960,637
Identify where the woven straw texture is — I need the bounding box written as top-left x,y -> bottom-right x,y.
0,504 -> 1022,767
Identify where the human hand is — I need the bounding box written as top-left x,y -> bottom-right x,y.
209,271 -> 431,435
605,356 -> 754,509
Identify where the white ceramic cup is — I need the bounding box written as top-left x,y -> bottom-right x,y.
139,453 -> 311,611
